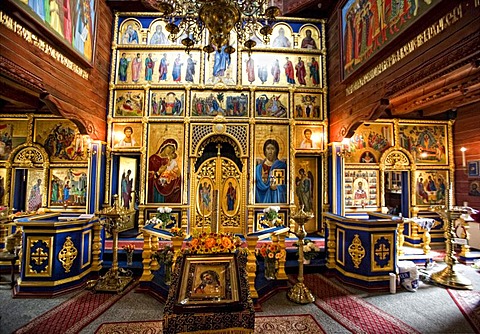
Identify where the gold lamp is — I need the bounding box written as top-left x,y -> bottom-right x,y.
146,0 -> 281,54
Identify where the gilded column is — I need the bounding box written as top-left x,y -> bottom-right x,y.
276,232 -> 288,280
246,236 -> 258,299
326,218 -> 336,269
140,232 -> 153,282
91,219 -> 103,271
150,235 -> 160,271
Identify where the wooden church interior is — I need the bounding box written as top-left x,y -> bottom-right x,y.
0,0 -> 480,329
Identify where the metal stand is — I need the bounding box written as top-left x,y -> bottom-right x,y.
287,206 -> 315,304
87,195 -> 135,293
430,205 -> 472,290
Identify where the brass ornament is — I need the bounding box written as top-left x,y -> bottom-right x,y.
58,236 -> 78,273
348,234 -> 365,269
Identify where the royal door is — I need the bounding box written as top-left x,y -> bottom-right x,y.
190,138 -> 246,235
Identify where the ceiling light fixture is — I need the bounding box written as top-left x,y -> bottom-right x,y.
146,0 -> 281,54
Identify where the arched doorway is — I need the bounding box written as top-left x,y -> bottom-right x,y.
190,136 -> 246,235
380,147 -> 414,217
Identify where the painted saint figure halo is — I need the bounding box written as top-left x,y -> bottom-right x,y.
255,138 -> 287,204
148,138 -> 181,203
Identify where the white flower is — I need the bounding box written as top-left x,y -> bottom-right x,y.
303,245 -> 312,252
157,207 -> 165,213
165,207 -> 172,213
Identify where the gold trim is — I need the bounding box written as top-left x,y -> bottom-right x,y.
336,229 -> 345,266
371,234 -> 394,272
17,268 -> 92,287
81,230 -> 92,269
19,224 -> 94,234
335,266 -> 392,282
25,236 -> 54,277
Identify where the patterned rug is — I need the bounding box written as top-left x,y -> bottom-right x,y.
14,281 -> 138,334
298,274 -> 421,334
448,289 -> 480,332
95,314 -> 325,334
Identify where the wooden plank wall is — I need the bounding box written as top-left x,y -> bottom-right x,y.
454,104 -> 480,208
0,1 -> 113,140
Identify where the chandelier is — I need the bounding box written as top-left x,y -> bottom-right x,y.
148,0 -> 281,54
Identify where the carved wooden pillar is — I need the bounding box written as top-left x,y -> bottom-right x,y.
246,236 -> 258,299
326,218 -> 336,269
276,232 -> 288,280
140,231 -> 153,282
91,219 -> 103,271
397,220 -> 405,256
150,235 -> 160,270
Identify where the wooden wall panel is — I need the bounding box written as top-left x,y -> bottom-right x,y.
0,1 -> 113,140
454,104 -> 480,208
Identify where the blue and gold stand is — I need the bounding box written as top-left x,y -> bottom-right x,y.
324,212 -> 399,290
14,213 -> 101,296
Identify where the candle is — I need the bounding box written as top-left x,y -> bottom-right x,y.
389,273 -> 396,294
449,182 -> 453,208
460,147 -> 467,167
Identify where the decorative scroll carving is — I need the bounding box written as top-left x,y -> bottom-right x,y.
348,234 -> 365,269
58,236 -> 78,273
13,147 -> 44,167
384,151 -> 410,169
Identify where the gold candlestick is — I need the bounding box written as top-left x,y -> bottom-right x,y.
287,206 -> 315,304
87,195 -> 135,293
430,205 -> 472,290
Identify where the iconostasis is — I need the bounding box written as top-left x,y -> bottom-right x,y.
0,115 -> 91,213
342,119 -> 454,217
108,13 -> 327,233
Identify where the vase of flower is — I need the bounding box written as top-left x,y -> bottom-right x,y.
164,262 -> 172,285
262,206 -> 281,227
257,242 -> 285,280
126,252 -> 133,266
264,258 -> 277,280
123,244 -> 135,266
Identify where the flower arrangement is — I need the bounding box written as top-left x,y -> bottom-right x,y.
294,238 -> 320,260
262,206 -> 282,226
170,226 -> 185,238
186,229 -> 242,254
256,242 -> 286,261
123,243 -> 135,254
154,245 -> 175,265
146,206 -> 173,229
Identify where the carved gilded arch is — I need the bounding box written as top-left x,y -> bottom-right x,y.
9,143 -> 49,169
380,147 -> 415,171
191,124 -> 248,159
4,143 -> 50,209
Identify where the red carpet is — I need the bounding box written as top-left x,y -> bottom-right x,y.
95,314 -> 326,334
14,281 -> 138,334
448,289 -> 480,333
298,274 -> 421,334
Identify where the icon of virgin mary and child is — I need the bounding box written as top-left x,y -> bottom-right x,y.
148,138 -> 181,203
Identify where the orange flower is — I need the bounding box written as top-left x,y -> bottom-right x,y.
268,252 -> 274,258
205,237 -> 216,248
190,238 -> 199,247
221,236 -> 233,248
